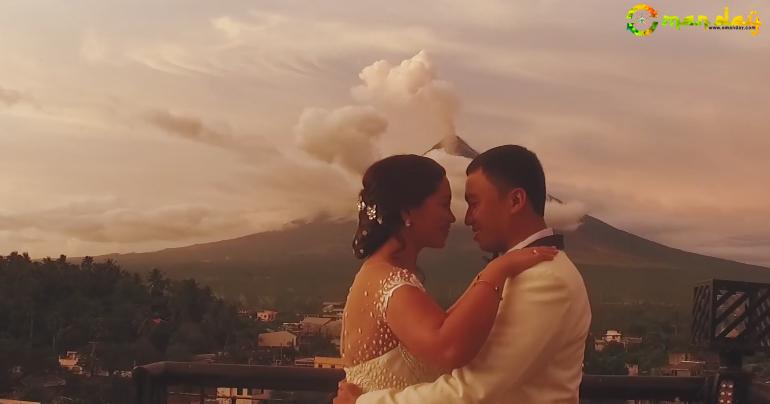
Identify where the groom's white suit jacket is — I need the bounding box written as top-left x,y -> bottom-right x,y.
356,237 -> 591,404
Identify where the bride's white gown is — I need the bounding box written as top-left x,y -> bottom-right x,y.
341,268 -> 447,393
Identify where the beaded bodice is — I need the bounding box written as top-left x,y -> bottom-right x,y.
341,267 -> 445,393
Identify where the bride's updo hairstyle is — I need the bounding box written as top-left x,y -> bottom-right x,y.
353,154 -> 446,259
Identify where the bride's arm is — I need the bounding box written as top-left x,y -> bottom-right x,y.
445,283 -> 472,314
385,247 -> 557,370
446,256 -> 495,314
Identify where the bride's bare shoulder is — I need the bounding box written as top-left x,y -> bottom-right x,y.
353,260 -> 401,286
356,260 -> 391,277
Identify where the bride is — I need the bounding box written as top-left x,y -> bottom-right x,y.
341,154 -> 556,393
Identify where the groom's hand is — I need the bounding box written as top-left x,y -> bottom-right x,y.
333,380 -> 362,404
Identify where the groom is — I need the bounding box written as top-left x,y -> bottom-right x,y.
334,145 -> 591,404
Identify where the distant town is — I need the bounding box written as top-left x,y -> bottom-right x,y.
2,253 -> 770,404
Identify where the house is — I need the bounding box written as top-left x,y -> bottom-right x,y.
321,319 -> 343,339
604,330 -> 622,343
668,352 -> 690,365
322,302 -> 345,318
257,331 -> 297,349
625,336 -> 644,346
58,351 -> 84,374
294,357 -> 315,367
594,330 -> 643,352
256,310 -> 278,322
216,387 -> 271,403
658,361 -> 704,377
282,322 -> 302,333
322,301 -> 345,311
657,352 -> 707,377
314,356 -> 344,369
301,317 -> 333,335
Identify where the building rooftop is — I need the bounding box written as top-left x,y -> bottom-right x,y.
302,316 -> 333,325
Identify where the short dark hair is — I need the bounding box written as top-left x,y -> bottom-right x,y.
466,145 -> 546,217
353,154 -> 446,259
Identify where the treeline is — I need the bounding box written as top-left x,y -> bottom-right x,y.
0,251 -> 263,397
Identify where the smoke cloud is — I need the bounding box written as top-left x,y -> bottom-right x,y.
294,105 -> 388,174
0,86 -> 37,109
352,50 -> 459,140
144,109 -> 234,148
545,200 -> 588,232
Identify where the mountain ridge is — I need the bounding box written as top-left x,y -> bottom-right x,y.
68,215 -> 769,308
65,135 -> 770,306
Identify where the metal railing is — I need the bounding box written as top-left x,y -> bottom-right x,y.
133,361 -> 770,403
133,362 -> 343,403
134,278 -> 770,403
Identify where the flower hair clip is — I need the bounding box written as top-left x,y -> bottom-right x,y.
367,205 -> 383,224
357,196 -> 384,224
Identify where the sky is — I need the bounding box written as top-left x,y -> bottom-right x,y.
1,0 -> 768,266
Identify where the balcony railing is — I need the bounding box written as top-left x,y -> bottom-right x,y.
133,361 -> 770,403
133,361 -> 343,403
134,279 -> 770,403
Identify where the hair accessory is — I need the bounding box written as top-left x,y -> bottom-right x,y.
358,196 -> 384,224
366,204 -> 378,221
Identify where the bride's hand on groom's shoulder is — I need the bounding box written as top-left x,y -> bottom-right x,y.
491,246 -> 558,277
334,380 -> 362,404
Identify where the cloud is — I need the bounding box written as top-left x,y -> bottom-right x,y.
0,86 -> 37,108
129,43 -> 225,77
251,158 -> 360,217
129,10 -> 441,80
212,14 -> 287,42
213,10 -> 438,55
143,109 -> 235,148
352,50 -> 459,139
140,108 -> 277,167
294,105 -> 388,174
80,30 -> 108,63
212,16 -> 246,41
548,179 -> 770,267
211,153 -> 362,231
545,200 -> 588,232
1,1 -> 768,266
0,198 -> 245,244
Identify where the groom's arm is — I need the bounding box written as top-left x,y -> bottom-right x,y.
356,267 -> 572,404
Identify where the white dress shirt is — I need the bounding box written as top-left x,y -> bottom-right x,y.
507,227 -> 555,253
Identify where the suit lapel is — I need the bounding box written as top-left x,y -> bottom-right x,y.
524,234 -> 565,250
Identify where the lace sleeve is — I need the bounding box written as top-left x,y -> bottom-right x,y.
376,268 -> 426,319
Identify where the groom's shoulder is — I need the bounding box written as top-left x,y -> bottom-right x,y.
512,252 -> 584,291
517,250 -> 576,276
